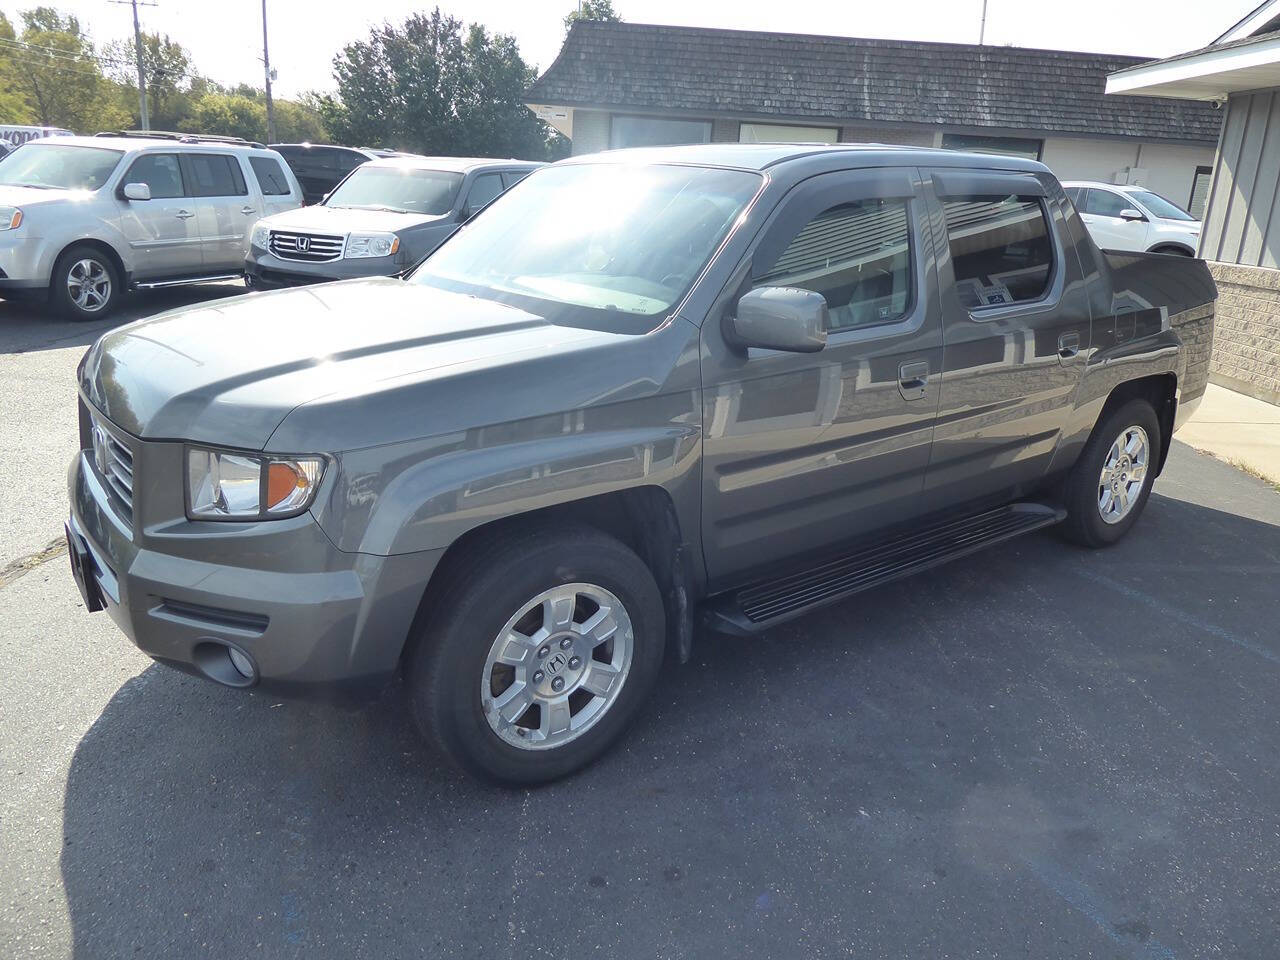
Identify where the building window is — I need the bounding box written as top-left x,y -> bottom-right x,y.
609,115 -> 712,149
943,195 -> 1054,308
941,134 -> 1043,162
1188,165 -> 1212,220
756,198 -> 913,330
739,122 -> 839,144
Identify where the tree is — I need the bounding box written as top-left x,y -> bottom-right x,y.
0,13 -> 36,122
103,32 -> 193,130
9,8 -> 127,130
563,0 -> 621,33
325,8 -> 558,159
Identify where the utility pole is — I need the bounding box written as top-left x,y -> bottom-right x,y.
261,0 -> 276,143
111,0 -> 155,130
979,0 -> 988,45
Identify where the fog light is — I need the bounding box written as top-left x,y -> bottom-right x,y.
227,646 -> 255,678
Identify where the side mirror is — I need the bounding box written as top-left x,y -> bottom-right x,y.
122,182 -> 151,201
732,286 -> 828,353
1119,207 -> 1146,222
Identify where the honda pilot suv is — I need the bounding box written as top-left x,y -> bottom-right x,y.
0,133 -> 302,319
68,145 -> 1215,783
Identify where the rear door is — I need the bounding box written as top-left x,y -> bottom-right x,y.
114,151 -> 203,279
180,152 -> 255,272
920,169 -> 1090,510
700,167 -> 944,587
247,154 -> 299,217
1080,187 -> 1148,252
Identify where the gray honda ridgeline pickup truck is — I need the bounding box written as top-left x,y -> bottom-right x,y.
67,145 -> 1215,783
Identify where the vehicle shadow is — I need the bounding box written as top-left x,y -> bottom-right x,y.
59,483 -> 1280,958
0,283 -> 245,356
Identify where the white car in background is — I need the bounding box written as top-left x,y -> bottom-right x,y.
1062,181 -> 1201,256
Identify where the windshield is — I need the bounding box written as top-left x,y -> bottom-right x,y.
1128,189 -> 1196,222
0,143 -> 123,191
326,165 -> 463,215
413,163 -> 762,318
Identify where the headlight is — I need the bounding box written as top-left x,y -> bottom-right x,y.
0,206 -> 22,230
250,224 -> 269,248
345,232 -> 399,259
186,447 -> 326,521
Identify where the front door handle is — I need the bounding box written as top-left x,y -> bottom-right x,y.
1058,331 -> 1080,359
175,209 -> 194,220
898,360 -> 929,401
240,205 -> 256,216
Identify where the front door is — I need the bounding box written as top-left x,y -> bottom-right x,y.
700,167 -> 945,588
919,168 -> 1090,510
181,153 -> 256,272
1079,187 -> 1148,252
114,152 -> 202,280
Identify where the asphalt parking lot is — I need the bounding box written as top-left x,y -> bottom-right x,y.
3,290 -> 1280,959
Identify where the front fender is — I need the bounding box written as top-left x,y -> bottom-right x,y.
312,392 -> 703,557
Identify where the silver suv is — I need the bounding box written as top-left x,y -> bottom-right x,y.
0,132 -> 302,320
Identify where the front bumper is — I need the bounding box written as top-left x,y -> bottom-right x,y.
67,442 -> 442,700
0,230 -> 50,289
245,247 -> 407,287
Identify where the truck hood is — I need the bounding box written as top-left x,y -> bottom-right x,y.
80,278 -> 632,449
259,204 -> 449,234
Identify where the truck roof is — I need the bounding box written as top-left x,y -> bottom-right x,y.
560,142 -> 1051,175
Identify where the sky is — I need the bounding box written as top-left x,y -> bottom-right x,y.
6,0 -> 1264,100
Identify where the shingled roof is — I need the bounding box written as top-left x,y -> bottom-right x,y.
527,21 -> 1222,145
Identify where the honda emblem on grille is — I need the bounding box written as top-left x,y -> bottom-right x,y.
296,236 -> 310,252
91,424 -> 107,474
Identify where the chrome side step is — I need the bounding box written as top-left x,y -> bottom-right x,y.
133,273 -> 243,290
702,502 -> 1065,635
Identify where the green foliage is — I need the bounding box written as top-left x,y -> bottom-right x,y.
102,32 -> 192,130
563,0 -> 621,33
324,7 -> 560,159
0,12 -> 36,122
6,7 -> 127,129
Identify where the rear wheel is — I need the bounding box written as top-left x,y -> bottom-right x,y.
50,245 -> 119,321
1061,398 -> 1162,547
407,523 -> 665,784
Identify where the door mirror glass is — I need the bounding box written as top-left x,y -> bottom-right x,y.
1119,207 -> 1146,222
732,287 -> 828,353
122,181 -> 151,201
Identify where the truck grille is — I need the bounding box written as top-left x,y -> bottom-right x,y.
89,415 -> 134,521
268,230 -> 345,263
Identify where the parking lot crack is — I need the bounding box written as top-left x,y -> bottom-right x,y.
0,536 -> 68,591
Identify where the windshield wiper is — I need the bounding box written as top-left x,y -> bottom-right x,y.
6,182 -> 54,189
330,203 -> 412,214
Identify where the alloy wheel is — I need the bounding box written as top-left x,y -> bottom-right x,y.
1097,424 -> 1149,524
66,258 -> 112,313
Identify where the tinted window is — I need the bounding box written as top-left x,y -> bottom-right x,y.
1064,186 -> 1084,207
610,115 -> 712,149
1082,189 -> 1130,217
326,166 -> 463,215
124,153 -> 184,198
328,148 -> 366,177
502,170 -> 531,189
184,154 -> 247,197
944,195 -> 1053,309
466,173 -> 503,212
756,198 -> 912,330
249,156 -> 291,196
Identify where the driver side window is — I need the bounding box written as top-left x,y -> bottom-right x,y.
124,153 -> 184,199
754,198 -> 913,331
1082,189 -> 1130,218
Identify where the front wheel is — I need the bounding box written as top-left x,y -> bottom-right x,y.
407,524 -> 665,784
1061,398 -> 1162,547
50,245 -> 120,320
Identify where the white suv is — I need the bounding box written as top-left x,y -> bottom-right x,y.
1062,181 -> 1201,257
0,132 -> 302,319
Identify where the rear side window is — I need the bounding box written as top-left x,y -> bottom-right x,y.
124,153 -> 184,199
943,195 -> 1053,309
755,198 -> 913,330
184,154 -> 247,197
250,156 -> 291,196
466,172 -> 504,211
1081,189 -> 1130,217
502,170 -> 530,189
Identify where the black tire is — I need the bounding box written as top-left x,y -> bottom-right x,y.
1061,398 -> 1162,547
406,523 -> 666,784
49,245 -> 120,321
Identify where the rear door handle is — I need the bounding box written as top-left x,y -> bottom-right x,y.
240,205 -> 256,216
175,209 -> 194,220
898,360 -> 929,401
1058,331 -> 1080,359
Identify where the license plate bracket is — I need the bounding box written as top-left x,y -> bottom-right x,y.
64,521 -> 105,613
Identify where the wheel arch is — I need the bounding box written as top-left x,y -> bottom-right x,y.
1099,372 -> 1178,475
403,485 -> 699,669
52,238 -> 129,288
1146,242 -> 1195,257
